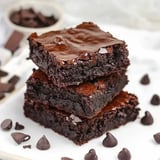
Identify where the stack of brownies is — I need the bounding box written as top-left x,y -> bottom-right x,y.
24,22 -> 139,145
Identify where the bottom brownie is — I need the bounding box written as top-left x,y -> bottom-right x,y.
24,91 -> 139,145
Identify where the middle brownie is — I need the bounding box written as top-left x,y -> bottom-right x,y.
25,69 -> 128,118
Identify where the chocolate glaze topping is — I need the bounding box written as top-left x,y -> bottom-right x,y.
29,22 -> 124,62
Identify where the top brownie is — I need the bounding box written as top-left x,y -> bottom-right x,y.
28,22 -> 129,87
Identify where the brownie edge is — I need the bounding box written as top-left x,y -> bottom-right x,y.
23,91 -> 139,145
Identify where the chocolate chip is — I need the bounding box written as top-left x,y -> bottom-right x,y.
4,31 -> 24,53
1,119 -> 12,130
0,70 -> 8,77
0,82 -> 14,93
61,157 -> 73,160
140,74 -> 150,85
84,149 -> 98,160
153,132 -> 160,144
8,75 -> 20,86
36,135 -> 50,150
150,94 -> 160,105
141,111 -> 153,125
118,148 -> 131,160
11,132 -> 31,144
23,144 -> 31,149
102,132 -> 118,147
15,122 -> 24,130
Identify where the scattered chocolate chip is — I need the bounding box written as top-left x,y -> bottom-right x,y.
153,132 -> 160,144
140,74 -> 150,85
4,31 -> 24,53
23,144 -> 31,149
0,70 -> 8,77
118,148 -> 131,160
0,92 -> 5,100
150,94 -> 160,105
0,82 -> 14,93
1,119 -> 12,130
84,149 -> 98,160
8,75 -> 20,86
10,8 -> 57,28
15,122 -> 24,130
11,132 -> 31,144
36,135 -> 50,150
102,132 -> 118,147
141,111 -> 153,125
61,157 -> 73,160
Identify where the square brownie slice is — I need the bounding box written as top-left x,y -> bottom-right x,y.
24,91 -> 139,145
25,69 -> 128,118
28,22 -> 129,87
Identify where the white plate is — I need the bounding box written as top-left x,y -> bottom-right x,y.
0,25 -> 160,160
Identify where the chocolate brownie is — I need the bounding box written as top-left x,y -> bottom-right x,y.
28,22 -> 129,87
24,91 -> 139,145
25,69 -> 128,118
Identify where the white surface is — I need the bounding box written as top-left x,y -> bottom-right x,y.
0,24 -> 160,160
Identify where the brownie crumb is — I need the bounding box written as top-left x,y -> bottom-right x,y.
150,94 -> 160,105
102,132 -> 118,147
61,157 -> 73,160
36,135 -> 50,150
11,132 -> 31,144
0,70 -> 8,77
153,132 -> 160,144
84,149 -> 98,160
8,75 -> 20,86
140,111 -> 153,125
1,119 -> 12,130
15,122 -> 25,130
23,144 -> 31,149
140,74 -> 150,85
118,148 -> 131,160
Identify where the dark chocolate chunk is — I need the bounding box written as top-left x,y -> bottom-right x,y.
153,132 -> 160,144
15,122 -> 24,130
11,132 -> 31,144
61,157 -> 73,160
10,8 -> 57,28
102,132 -> 118,147
4,31 -> 24,53
140,111 -> 153,125
140,74 -> 150,85
0,70 -> 8,77
8,75 -> 20,86
36,135 -> 50,150
20,8 -> 36,19
1,119 -> 12,130
23,144 -> 31,149
150,94 -> 160,105
0,92 -> 5,100
84,149 -> 98,160
118,148 -> 131,160
0,82 -> 14,93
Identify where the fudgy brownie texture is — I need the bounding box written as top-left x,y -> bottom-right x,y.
28,22 -> 129,87
25,69 -> 128,118
24,91 -> 139,145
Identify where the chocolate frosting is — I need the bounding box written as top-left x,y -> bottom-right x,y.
29,22 -> 124,62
